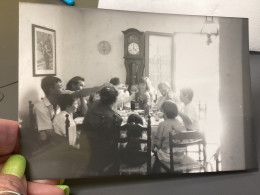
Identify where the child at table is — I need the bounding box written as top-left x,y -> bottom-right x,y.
125,114 -> 144,151
53,94 -> 80,149
153,101 -> 186,166
120,113 -> 147,166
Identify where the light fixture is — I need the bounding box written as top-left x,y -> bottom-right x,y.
201,16 -> 219,45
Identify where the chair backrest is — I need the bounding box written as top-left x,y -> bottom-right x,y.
117,115 -> 151,174
28,100 -> 37,130
65,114 -> 70,145
169,130 -> 206,172
28,98 -> 44,131
171,131 -> 204,142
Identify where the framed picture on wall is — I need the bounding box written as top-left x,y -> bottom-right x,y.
32,24 -> 56,76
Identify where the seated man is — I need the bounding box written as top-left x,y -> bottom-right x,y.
34,76 -> 109,141
66,76 -> 88,118
34,76 -> 62,141
179,87 -> 199,131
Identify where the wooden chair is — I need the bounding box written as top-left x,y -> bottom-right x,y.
206,147 -> 221,172
117,116 -> 152,175
169,131 -> 206,173
28,98 -> 43,131
28,100 -> 36,131
153,130 -> 206,173
28,100 -> 71,155
27,115 -> 89,179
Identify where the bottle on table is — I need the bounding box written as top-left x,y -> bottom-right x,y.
131,101 -> 135,111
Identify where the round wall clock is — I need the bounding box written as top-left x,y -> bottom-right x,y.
97,41 -> 111,55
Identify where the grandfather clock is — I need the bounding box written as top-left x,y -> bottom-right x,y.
122,28 -> 145,88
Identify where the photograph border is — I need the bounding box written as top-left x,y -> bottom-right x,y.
32,24 -> 56,77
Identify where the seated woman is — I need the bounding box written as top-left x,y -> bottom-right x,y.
119,114 -> 147,166
53,94 -> 79,149
153,101 -> 186,172
81,86 -> 122,175
153,82 -> 181,110
119,77 -> 152,110
144,77 -> 158,106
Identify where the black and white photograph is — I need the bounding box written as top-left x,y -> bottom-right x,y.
18,2 -> 256,180
32,24 -> 56,76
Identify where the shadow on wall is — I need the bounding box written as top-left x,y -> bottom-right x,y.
19,88 -> 41,132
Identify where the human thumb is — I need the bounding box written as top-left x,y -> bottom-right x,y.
0,155 -> 26,195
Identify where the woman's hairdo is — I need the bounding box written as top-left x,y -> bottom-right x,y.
161,100 -> 178,119
99,87 -> 118,105
110,77 -> 120,86
139,77 -> 151,91
158,82 -> 170,90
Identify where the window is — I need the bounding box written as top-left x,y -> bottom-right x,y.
145,32 -> 174,90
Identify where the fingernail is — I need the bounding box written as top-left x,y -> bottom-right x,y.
60,179 -> 65,185
1,154 -> 26,178
56,185 -> 70,195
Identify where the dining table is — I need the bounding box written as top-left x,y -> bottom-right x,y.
73,109 -> 164,150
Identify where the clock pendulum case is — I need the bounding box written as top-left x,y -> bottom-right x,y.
122,28 -> 145,88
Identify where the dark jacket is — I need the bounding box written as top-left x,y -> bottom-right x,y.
82,101 -> 122,175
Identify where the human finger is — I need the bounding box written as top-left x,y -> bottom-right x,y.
32,179 -> 61,185
0,155 -> 26,195
27,182 -> 69,195
0,119 -> 20,156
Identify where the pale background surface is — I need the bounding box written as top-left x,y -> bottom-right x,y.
99,0 -> 260,52
0,0 -> 260,194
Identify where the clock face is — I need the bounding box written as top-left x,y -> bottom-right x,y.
128,42 -> 139,55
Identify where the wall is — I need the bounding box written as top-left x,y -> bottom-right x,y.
82,9 -> 206,86
219,18 -> 245,170
19,3 -> 86,123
